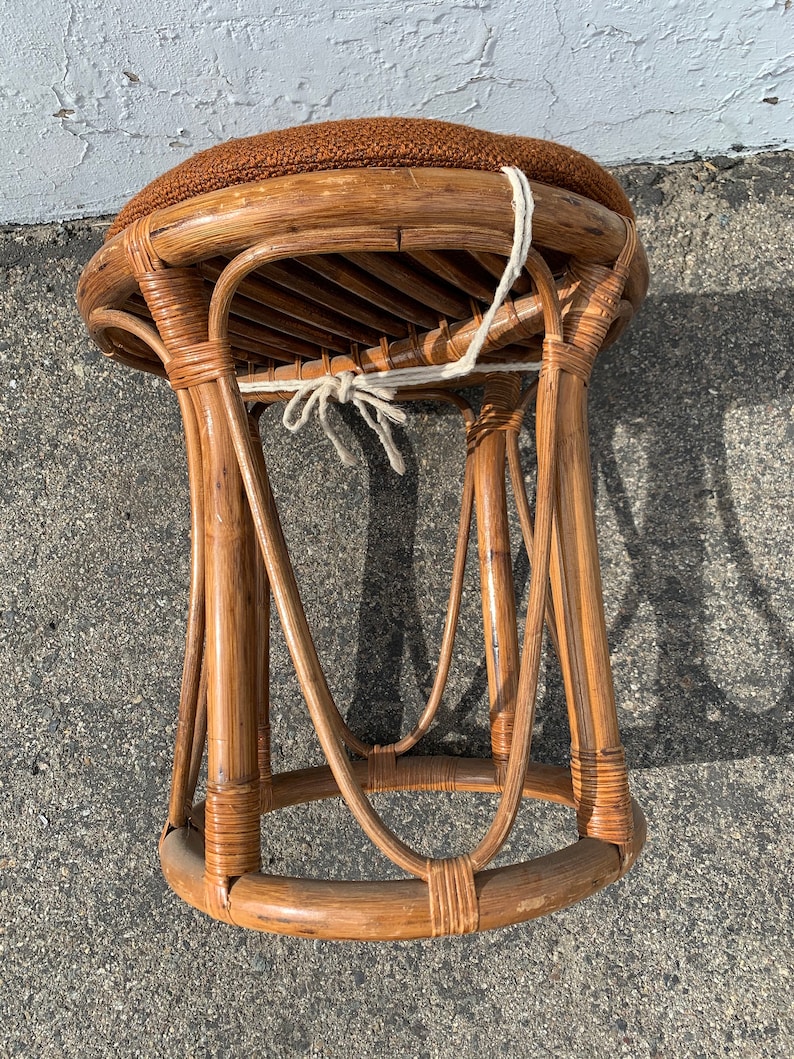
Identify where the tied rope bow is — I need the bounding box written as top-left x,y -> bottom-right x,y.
282,370 -> 408,474
238,166 -> 536,473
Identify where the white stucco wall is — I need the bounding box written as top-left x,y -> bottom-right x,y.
1,0 -> 791,224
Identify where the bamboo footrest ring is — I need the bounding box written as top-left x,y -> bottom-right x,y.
160,760 -> 646,940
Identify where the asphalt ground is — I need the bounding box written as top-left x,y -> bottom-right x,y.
0,151 -> 792,1058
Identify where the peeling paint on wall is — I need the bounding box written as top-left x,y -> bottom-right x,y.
0,0 -> 791,223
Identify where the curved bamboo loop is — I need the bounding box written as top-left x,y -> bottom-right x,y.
88,307 -> 208,832
208,240 -> 569,882
253,393 -> 472,766
88,307 -> 170,364
208,246 -> 487,762
237,404 -> 476,764
208,228 -> 401,346
217,373 -> 430,878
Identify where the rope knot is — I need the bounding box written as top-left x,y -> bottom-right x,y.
336,370 -> 355,404
282,371 -> 408,474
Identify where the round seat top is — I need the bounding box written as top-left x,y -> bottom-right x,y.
106,117 -> 632,240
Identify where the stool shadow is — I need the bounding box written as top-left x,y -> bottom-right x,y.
587,288 -> 794,768
341,399 -> 498,757
341,289 -> 793,769
339,408 -> 431,746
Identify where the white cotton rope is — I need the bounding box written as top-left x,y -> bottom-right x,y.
237,166 -> 539,474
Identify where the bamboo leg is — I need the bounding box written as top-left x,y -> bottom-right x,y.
165,390 -> 206,832
185,660 -> 207,812
196,384 -> 261,912
547,372 -> 634,850
473,375 -> 521,777
247,413 -> 273,812
506,429 -> 562,660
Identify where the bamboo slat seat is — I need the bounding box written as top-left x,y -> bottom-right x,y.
77,118 -> 649,940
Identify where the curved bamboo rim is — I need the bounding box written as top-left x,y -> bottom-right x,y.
77,168 -> 649,355
159,760 -> 646,940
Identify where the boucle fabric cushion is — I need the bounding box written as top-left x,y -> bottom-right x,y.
106,117 -> 632,241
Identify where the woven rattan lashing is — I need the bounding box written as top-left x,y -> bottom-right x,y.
77,121 -> 649,940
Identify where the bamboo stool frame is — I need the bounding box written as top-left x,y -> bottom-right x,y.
77,167 -> 649,940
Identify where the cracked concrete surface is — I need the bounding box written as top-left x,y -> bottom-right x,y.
0,152 -> 792,1057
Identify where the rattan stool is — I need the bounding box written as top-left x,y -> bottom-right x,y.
77,118 -> 648,940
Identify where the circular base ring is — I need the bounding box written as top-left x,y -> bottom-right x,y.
160,759 -> 646,940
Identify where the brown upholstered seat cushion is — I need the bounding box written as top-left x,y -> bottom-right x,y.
106,117 -> 632,241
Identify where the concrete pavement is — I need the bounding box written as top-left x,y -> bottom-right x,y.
0,151 -> 791,1058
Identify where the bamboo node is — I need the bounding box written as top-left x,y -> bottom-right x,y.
428,855 -> 479,936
